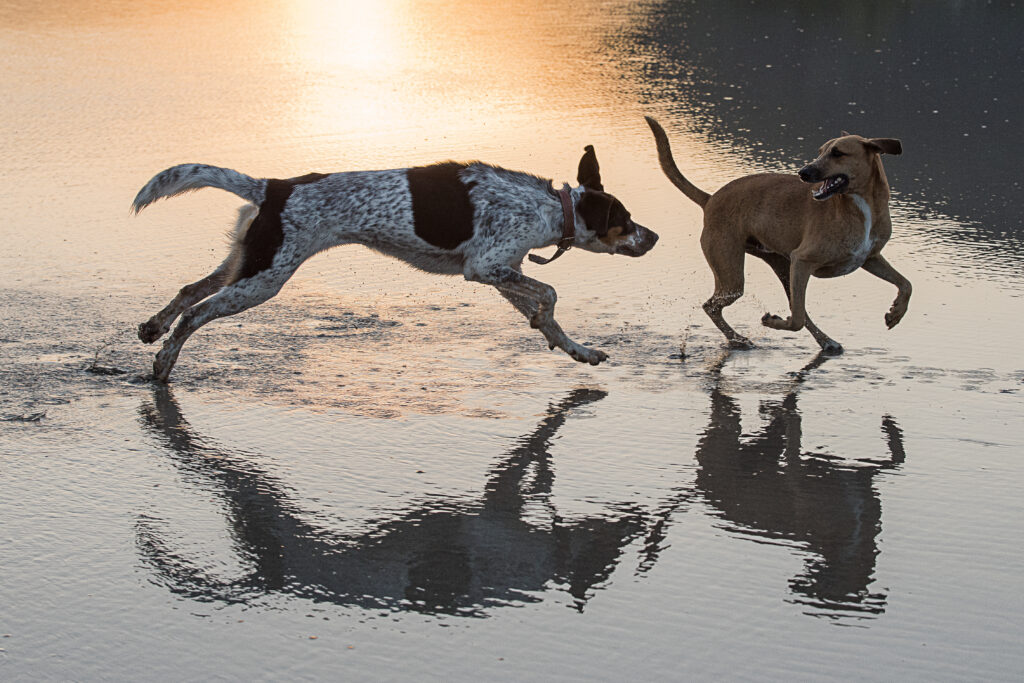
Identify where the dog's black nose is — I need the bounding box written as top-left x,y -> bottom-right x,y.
640,224 -> 659,250
798,165 -> 820,183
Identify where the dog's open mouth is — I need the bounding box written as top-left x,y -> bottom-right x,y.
812,174 -> 849,201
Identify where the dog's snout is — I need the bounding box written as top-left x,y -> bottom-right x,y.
798,165 -> 821,183
644,226 -> 659,248
633,224 -> 659,255
614,223 -> 658,257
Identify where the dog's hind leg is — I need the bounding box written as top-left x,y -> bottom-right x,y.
703,291 -> 751,349
138,258 -> 234,344
701,236 -> 753,349
139,206 -> 254,344
150,268 -> 292,382
749,249 -> 843,355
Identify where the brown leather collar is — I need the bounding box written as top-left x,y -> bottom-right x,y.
528,186 -> 575,265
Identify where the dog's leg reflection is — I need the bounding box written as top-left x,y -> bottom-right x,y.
138,385 -> 646,613
690,352 -> 905,617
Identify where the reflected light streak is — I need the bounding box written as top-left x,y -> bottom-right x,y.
278,0 -> 639,154
288,0 -> 407,73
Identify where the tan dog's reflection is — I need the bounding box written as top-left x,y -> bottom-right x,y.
137,387 -> 645,615
695,353 -> 905,617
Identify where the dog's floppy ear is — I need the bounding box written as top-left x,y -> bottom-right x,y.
865,138 -> 902,156
576,191 -> 613,235
577,145 -> 604,191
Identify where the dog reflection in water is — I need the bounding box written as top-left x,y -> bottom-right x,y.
694,353 -> 906,617
138,361 -> 906,618
137,387 -> 646,614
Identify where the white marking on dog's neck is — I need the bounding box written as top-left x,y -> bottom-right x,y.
850,193 -> 872,238
568,184 -> 584,206
567,184 -> 585,233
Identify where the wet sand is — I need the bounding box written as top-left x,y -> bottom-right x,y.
3,1 -> 1023,680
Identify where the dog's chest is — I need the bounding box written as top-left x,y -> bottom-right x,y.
825,194 -> 877,276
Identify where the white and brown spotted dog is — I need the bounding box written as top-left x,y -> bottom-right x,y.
132,147 -> 658,381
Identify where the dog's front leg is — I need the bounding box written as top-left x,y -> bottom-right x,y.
761,258 -> 813,332
471,265 -> 607,365
861,254 -> 912,328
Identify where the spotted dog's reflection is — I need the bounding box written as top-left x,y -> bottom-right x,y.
137,387 -> 645,615
695,353 -> 906,618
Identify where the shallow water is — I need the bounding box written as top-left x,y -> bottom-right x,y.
2,1 -> 1023,680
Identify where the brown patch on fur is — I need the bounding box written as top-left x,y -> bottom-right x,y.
599,225 -> 626,246
229,173 -> 327,284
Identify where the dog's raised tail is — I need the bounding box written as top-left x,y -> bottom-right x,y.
132,164 -> 266,213
645,116 -> 711,209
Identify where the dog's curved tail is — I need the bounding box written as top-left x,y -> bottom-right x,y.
132,164 -> 266,213
645,116 -> 711,209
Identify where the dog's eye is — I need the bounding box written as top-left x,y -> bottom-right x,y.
830,148 -> 845,158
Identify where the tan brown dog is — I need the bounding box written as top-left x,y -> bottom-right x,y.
646,117 -> 912,354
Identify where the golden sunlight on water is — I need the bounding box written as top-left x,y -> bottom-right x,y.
274,0 -> 660,163
290,1 -> 407,72
0,0 -> 685,188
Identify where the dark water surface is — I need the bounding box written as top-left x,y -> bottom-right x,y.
2,1 -> 1023,680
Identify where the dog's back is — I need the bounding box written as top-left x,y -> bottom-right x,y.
703,173 -> 820,255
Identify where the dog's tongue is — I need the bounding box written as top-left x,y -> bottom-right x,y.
813,176 -> 840,199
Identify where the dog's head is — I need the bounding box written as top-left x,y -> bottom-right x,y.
573,145 -> 659,257
798,134 -> 902,201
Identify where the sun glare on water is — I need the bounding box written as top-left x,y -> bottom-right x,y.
274,0 -> 638,155
287,0 -> 409,73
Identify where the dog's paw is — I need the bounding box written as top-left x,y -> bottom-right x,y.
761,312 -> 787,329
152,345 -> 179,382
152,361 -> 171,383
819,339 -> 844,355
138,319 -> 167,344
728,336 -> 755,350
761,313 -> 806,332
565,344 -> 607,366
885,304 -> 906,329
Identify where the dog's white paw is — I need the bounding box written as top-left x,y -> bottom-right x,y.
761,313 -> 808,332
